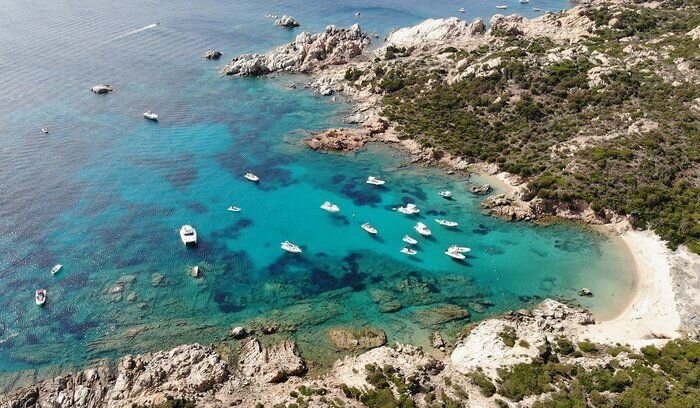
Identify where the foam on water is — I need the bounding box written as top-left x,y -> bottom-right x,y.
0,0 -> 635,390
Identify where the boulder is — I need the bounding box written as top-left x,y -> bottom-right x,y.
91,84 -> 115,94
328,327 -> 387,350
205,50 -> 222,60
431,331 -> 446,351
414,304 -> 470,328
470,184 -> 492,195
579,288 -> 594,297
229,326 -> 248,339
275,15 -> 300,28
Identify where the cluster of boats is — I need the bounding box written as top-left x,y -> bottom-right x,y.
457,0 -> 532,13
34,264 -> 63,306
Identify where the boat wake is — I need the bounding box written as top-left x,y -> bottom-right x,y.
0,326 -> 18,344
104,22 -> 159,44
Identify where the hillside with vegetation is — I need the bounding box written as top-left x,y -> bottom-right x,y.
343,0 -> 700,252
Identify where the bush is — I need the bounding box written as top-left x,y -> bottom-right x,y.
470,372 -> 497,397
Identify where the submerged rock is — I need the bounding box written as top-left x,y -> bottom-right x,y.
579,288 -> 594,297
368,288 -> 402,313
275,15 -> 300,28
91,84 -> 115,94
414,304 -> 470,328
327,327 -> 387,350
431,331 -> 446,351
150,272 -> 165,287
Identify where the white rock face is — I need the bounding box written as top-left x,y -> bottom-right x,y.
385,17 -> 486,49
222,24 -> 370,76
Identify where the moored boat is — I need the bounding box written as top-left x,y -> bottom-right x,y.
449,245 -> 471,253
41,128 -> 49,134
227,206 -> 241,212
179,224 -> 197,246
401,247 -> 417,255
366,176 -> 386,186
35,289 -> 46,306
361,223 -> 378,235
402,235 -> 418,245
281,241 -> 303,253
444,249 -> 466,260
397,203 -> 420,215
244,172 -> 259,182
519,0 -> 529,3
435,219 -> 459,227
414,222 -> 432,236
51,264 -> 62,275
458,7 -> 466,13
496,5 -> 508,9
439,191 -> 452,198
320,201 -> 340,212
143,111 -> 159,121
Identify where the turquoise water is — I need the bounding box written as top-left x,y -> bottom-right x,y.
0,0 -> 635,389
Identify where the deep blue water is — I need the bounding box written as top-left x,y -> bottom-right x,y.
0,0 -> 634,389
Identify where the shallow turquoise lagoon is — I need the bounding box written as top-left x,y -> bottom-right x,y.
0,0 -> 635,388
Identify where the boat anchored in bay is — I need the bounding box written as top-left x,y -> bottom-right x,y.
414,222 -> 432,236
281,241 -> 302,253
320,201 -> 340,213
362,223 -> 378,235
366,176 -> 386,186
244,172 -> 259,182
51,264 -> 62,275
179,225 -> 197,246
402,235 -> 418,245
143,111 -> 159,121
35,289 -> 46,306
401,247 -> 417,255
435,219 -> 459,228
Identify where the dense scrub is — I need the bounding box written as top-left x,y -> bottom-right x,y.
374,1 -> 700,252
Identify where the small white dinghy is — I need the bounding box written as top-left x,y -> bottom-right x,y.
444,249 -> 466,260
244,172 -> 259,182
281,241 -> 302,253
402,235 -> 418,245
439,191 -> 452,199
401,247 -> 417,255
35,289 -> 46,306
496,5 -> 508,9
458,7 -> 466,13
449,245 -> 471,253
366,176 -> 386,186
51,264 -> 63,275
180,224 -> 197,246
435,219 -> 459,228
41,128 -> 49,134
143,111 -> 159,121
361,223 -> 378,235
414,222 -> 432,236
227,206 -> 241,212
320,201 -> 340,213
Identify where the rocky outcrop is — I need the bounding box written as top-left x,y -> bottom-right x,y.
384,17 -> 486,49
204,50 -> 222,59
275,15 -> 300,28
237,338 -> 306,383
90,84 -> 115,94
480,192 -> 535,221
327,327 -> 387,350
222,24 -> 370,76
304,128 -> 368,152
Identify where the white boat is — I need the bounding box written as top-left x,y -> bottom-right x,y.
533,7 -> 541,11
320,201 -> 340,213
397,203 -> 420,215
414,222 -> 431,236
143,111 -> 159,121
458,7 -> 466,13
496,5 -> 508,9
402,235 -> 418,245
435,219 -> 459,228
35,289 -> 46,306
519,0 -> 529,3
401,247 -> 417,255
439,191 -> 453,198
361,223 -> 378,235
244,172 -> 259,182
445,249 -> 466,260
281,241 -> 303,253
179,224 -> 197,246
227,206 -> 241,212
449,245 -> 472,253
41,128 -> 49,134
51,264 -> 63,275
355,11 -> 361,16
366,176 -> 386,186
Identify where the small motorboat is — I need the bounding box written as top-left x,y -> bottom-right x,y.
51,264 -> 63,275
180,224 -> 197,246
244,172 -> 259,182
401,247 -> 417,255
281,241 -> 303,253
458,7 -> 466,13
397,203 -> 420,215
414,222 -> 432,236
519,0 -> 529,3
143,111 -> 159,121
320,201 -> 340,213
533,7 -> 541,11
436,219 -> 459,228
366,176 -> 386,186
449,245 -> 472,253
445,249 -> 466,260
439,191 -> 453,199
41,128 -> 49,134
361,223 -> 378,235
35,289 -> 46,306
355,11 -> 361,16
496,5 -> 508,9
227,206 -> 241,212
402,235 -> 418,245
